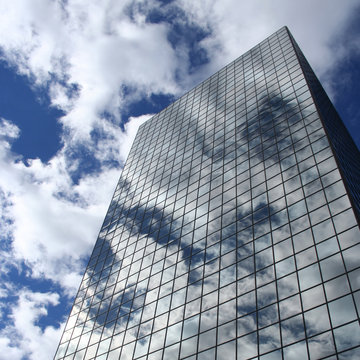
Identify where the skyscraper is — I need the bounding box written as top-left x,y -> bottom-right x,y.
55,26 -> 360,360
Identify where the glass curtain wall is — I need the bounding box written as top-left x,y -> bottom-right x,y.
55,26 -> 360,360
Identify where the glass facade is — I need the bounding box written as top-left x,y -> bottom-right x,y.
55,27 -> 360,360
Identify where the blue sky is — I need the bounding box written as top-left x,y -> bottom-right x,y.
0,0 -> 359,358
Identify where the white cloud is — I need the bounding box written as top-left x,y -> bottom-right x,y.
0,114 -> 149,294
0,0 -> 180,149
0,338 -> 24,360
0,289 -> 64,360
0,117 -> 20,139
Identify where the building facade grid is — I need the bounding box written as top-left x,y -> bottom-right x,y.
55,27 -> 360,360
